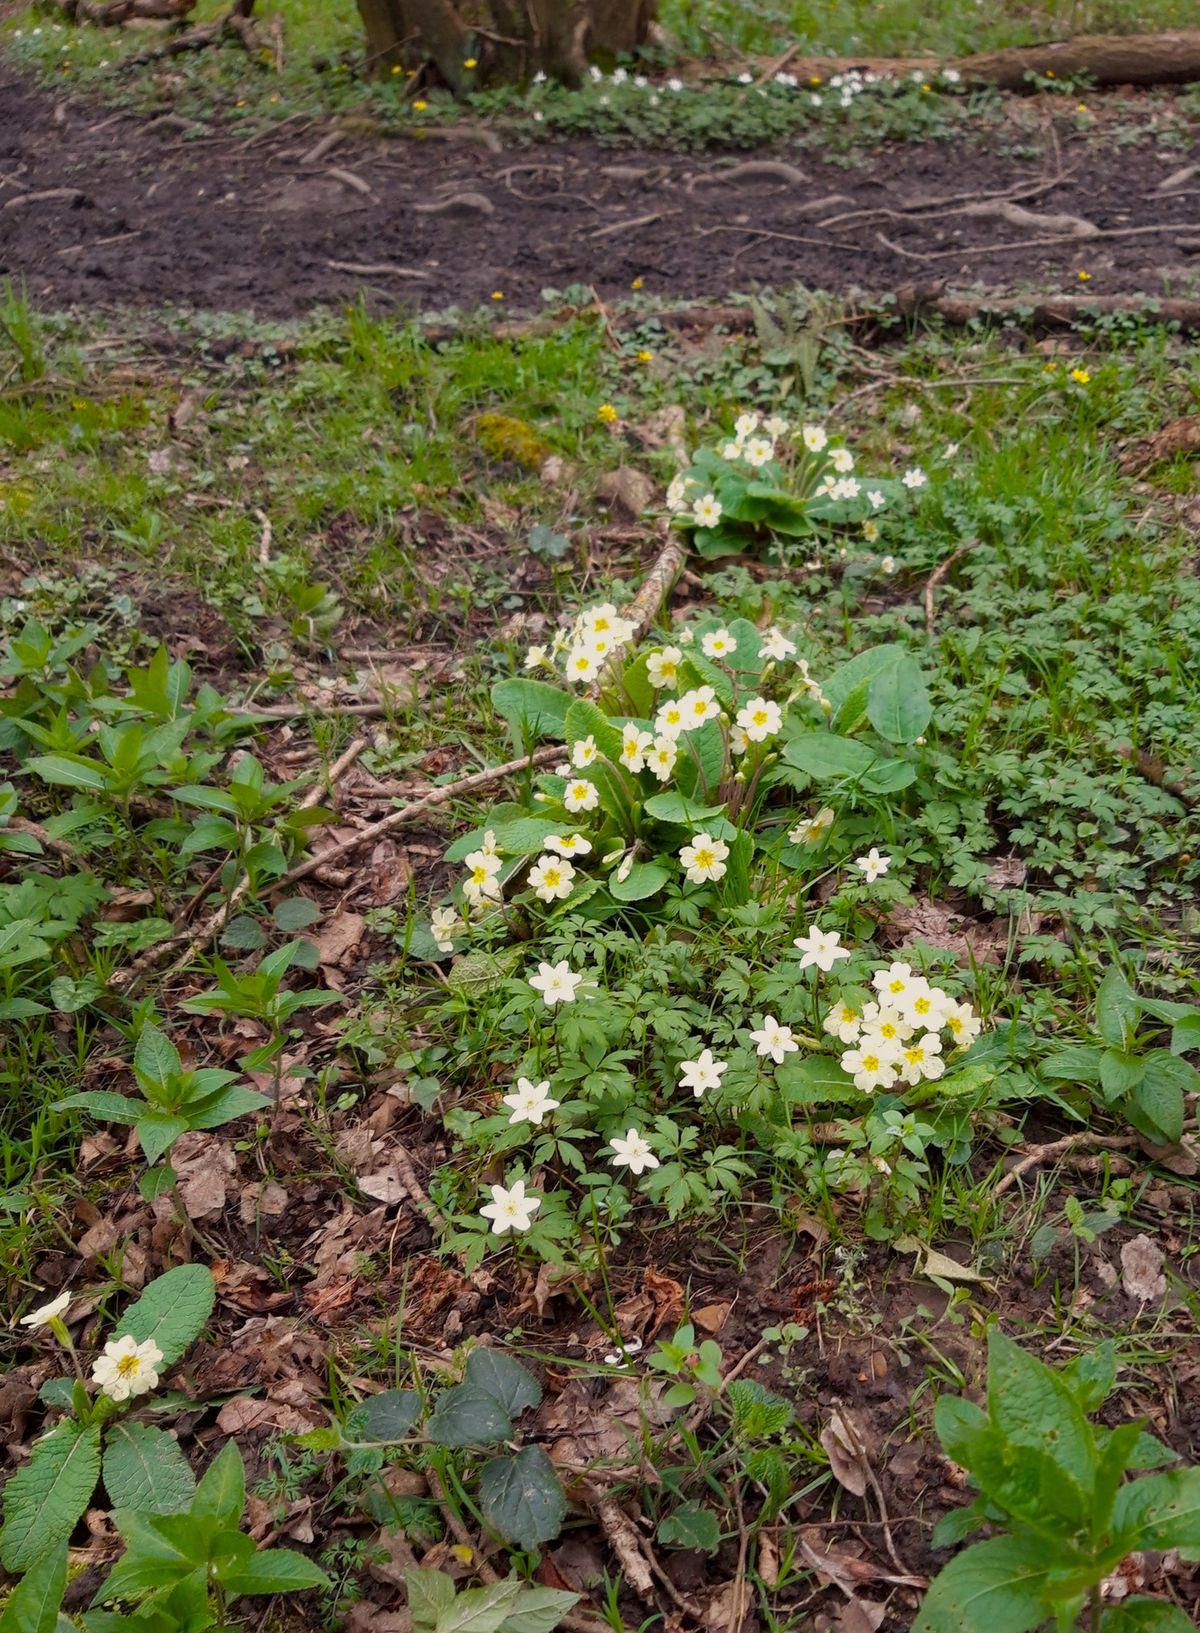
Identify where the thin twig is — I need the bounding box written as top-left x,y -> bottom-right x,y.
923,540 -> 977,635
993,1132 -> 1142,1197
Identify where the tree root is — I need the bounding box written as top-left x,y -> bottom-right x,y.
892,283 -> 1200,336
993,1132 -> 1142,1197
130,0 -> 260,62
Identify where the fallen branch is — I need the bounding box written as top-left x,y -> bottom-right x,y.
924,540 -> 977,635
130,0 -> 259,62
327,259 -> 430,281
1114,742 -> 1199,808
1119,415 -> 1200,473
960,199 -> 1098,237
892,284 -> 1200,336
994,1132 -> 1142,1197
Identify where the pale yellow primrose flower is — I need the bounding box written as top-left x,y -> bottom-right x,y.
92,1335 -> 163,1403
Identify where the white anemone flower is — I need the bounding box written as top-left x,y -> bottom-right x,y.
480,1180 -> 541,1234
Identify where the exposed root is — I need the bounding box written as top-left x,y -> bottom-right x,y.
923,540 -> 977,635
130,0 -> 260,62
994,1132 -> 1142,1197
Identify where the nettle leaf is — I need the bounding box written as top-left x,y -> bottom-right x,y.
866,651 -> 932,744
985,1331 -> 1096,1496
102,1424 -> 195,1515
464,1350 -> 542,1418
112,1264 -> 215,1367
0,1420 -> 101,1573
356,1390 -> 422,1442
910,1532 -> 1056,1633
492,679 -> 571,747
657,1503 -> 721,1553
0,1539 -> 67,1633
477,1446 -> 566,1550
1100,1598 -> 1199,1632
495,1585 -> 580,1633
1112,1468 -> 1200,1558
426,1385 -> 513,1448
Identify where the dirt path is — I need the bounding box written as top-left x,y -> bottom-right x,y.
1,62 -> 1198,316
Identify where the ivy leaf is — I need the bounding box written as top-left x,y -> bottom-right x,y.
464,1350 -> 542,1418
477,1447 -> 566,1549
112,1264 -> 215,1367
0,1420 -> 101,1573
102,1424 -> 195,1515
426,1385 -> 513,1448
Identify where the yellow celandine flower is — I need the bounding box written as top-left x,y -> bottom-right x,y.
1077,270 -> 1091,281
491,290 -> 504,301
1071,367 -> 1090,384
463,57 -> 477,68
413,99 -> 428,111
391,64 -> 401,74
631,276 -> 644,290
637,349 -> 653,363
598,403 -> 619,424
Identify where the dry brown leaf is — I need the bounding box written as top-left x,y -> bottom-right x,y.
701,1579 -> 756,1633
594,465 -> 658,518
693,1301 -> 732,1334
173,1133 -> 236,1222
820,1407 -> 870,1498
215,1393 -> 318,1435
238,1180 -> 288,1225
757,1531 -> 780,1589
832,1599 -> 888,1633
315,909 -> 366,967
1120,1234 -> 1167,1302
358,1167 -> 406,1205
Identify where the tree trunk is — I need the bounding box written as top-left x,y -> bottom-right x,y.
354,0 -> 657,84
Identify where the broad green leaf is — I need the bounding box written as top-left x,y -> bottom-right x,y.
822,644 -> 909,721
1060,1343 -> 1116,1413
426,1385 -> 513,1448
135,1113 -> 190,1166
184,1083 -> 271,1131
495,1585 -> 580,1633
102,1424 -> 195,1516
1101,1599 -> 1199,1632
113,1264 -> 215,1366
477,1446 -> 566,1550
1169,1014 -> 1200,1056
52,1091 -> 143,1126
0,1421 -> 101,1572
1099,1049 -> 1146,1102
1128,1054 -> 1191,1144
776,1053 -> 863,1109
657,1503 -> 721,1553
609,861 -> 670,902
356,1390 -> 422,1442
1093,1422 -> 1146,1533
0,1540 -> 67,1633
489,818 -> 571,857
133,1026 -> 181,1091
1096,967 -> 1139,1048
563,699 -> 623,766
464,1350 -> 542,1418
433,1579 -> 523,1633
406,1567 -> 457,1629
985,1331 -> 1097,1495
679,718 -> 725,800
1040,1046 -> 1103,1085
491,680 -> 571,747
641,791 -> 727,826
910,1533 -> 1056,1633
25,755 -> 109,792
866,651 -> 932,743
860,756 -> 916,795
1112,1468 -> 1200,1557
965,1425 -> 1092,1540
933,1396 -> 989,1467
191,1441 -> 245,1531
272,897 -> 323,932
219,1547 -> 330,1597
782,733 -> 876,781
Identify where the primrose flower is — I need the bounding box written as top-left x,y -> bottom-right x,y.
823,1002 -> 862,1044
677,685 -> 720,729
860,1003 -> 913,1049
430,905 -> 460,952
789,807 -> 835,845
92,1335 -> 163,1403
759,628 -> 796,662
743,436 -> 775,468
525,645 -> 550,671
572,735 -> 597,768
855,847 -> 891,883
529,959 -> 585,1006
545,833 -> 591,858
901,467 -> 927,489
722,440 -> 743,461
528,853 -> 576,902
502,1077 -> 561,1126
730,725 -> 749,756
735,696 -> 782,743
647,646 -> 683,689
701,628 -> 737,659
566,647 -> 600,684
648,736 -> 678,782
868,489 -> 886,510
480,1179 -> 541,1234
734,412 -> 760,438
609,1129 -> 660,1175
830,447 -> 854,474
879,553 -> 896,573
563,778 -> 599,813
749,1015 -> 800,1064
899,1032 -> 945,1086
680,832 -> 729,885
620,723 -> 654,774
692,493 -> 723,528
793,925 -> 852,972
944,999 -> 982,1049
463,862 -> 502,906
841,1043 -> 898,1093
666,474 -> 689,512
902,980 -> 951,1030
18,1290 -> 71,1329
764,415 -> 789,438
802,424 -> 828,452
872,961 -> 918,1003
655,698 -> 687,739
678,1048 -> 728,1098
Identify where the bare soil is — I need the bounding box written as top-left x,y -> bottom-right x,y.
2,64 -> 1199,315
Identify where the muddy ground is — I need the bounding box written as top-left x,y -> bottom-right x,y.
1,65 -> 1199,315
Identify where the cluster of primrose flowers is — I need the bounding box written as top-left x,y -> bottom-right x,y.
19,1290 -> 163,1404
475,924 -> 983,1241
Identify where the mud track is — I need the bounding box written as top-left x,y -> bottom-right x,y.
1,62 -> 1198,315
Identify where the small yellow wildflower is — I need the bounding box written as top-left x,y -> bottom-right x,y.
598,403 -> 619,425
1071,367 -> 1090,384
809,75 -> 822,85
630,276 -> 644,290
1076,102 -> 1088,112
1044,68 -> 1055,78
463,56 -> 477,68
1077,270 -> 1091,282
1044,361 -> 1058,373
491,290 -> 504,301
391,64 -> 401,73
636,349 -> 653,363
413,99 -> 428,111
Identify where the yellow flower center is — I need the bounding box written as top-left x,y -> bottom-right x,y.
861,1054 -> 881,1073
888,979 -> 905,994
752,709 -> 768,726
693,848 -> 715,868
116,1355 -> 141,1377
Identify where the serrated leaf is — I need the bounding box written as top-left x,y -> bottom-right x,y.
357,1390 -> 422,1442
776,1053 -> 863,1108
272,897 -> 322,931
133,1026 -> 181,1091
495,1585 -> 580,1633
135,1113 -> 190,1166
425,1385 -> 513,1448
1112,1468 -> 1200,1557
985,1331 -> 1096,1493
0,1421 -> 101,1572
1040,1046 -> 1103,1084
657,1503 -> 720,1553
102,1424 -> 195,1515
191,1441 -> 245,1530
406,1567 -> 457,1629
1101,1599 -> 1199,1632
910,1532 -> 1056,1633
219,1547 -> 330,1596
0,1540 -> 67,1633
492,680 -> 571,747
464,1350 -> 541,1418
433,1580 -> 523,1633
112,1264 -> 215,1367
477,1447 -> 565,1550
